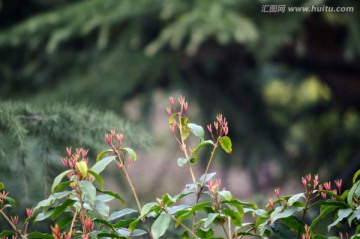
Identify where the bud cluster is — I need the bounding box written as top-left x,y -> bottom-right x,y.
61,147 -> 92,181
207,113 -> 229,143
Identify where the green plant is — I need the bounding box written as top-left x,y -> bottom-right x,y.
1,96 -> 360,238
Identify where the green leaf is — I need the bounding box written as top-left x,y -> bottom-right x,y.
0,182 -> 4,190
353,169 -> 360,183
93,218 -> 116,231
195,227 -> 214,238
88,169 -> 104,189
51,169 -> 74,193
131,229 -> 148,237
96,188 -> 125,205
169,113 -> 177,125
129,218 -> 141,233
224,208 -> 243,226
91,156 -> 116,174
177,202 -> 212,226
76,161 -> 88,178
51,199 -> 76,220
310,205 -> 340,229
95,199 -> 110,217
56,216 -> 73,229
187,123 -> 204,141
327,208 -> 352,231
177,157 -> 188,167
122,147 -> 137,161
287,193 -> 305,206
348,181 -> 360,208
193,140 -> 214,158
161,193 -> 177,207
34,209 -> 55,222
4,196 -> 16,207
281,216 -> 305,234
27,232 -> 53,239
54,181 -> 71,192
271,206 -> 303,223
0,231 -> 14,237
219,136 -> 232,154
141,202 -> 157,217
96,149 -> 113,162
270,223 -> 297,239
108,208 -> 138,221
204,213 -> 218,228
113,218 -> 137,228
78,180 -> 96,205
218,190 -> 232,201
151,213 -> 171,239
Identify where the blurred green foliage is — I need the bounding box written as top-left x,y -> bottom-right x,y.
0,0 -> 360,197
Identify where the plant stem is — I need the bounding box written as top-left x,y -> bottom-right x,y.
68,209 -> 78,238
200,143 -> 218,188
178,116 -> 196,184
0,209 -> 22,237
116,151 -> 153,239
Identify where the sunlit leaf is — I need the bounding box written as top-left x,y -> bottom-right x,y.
219,136 -> 232,154
76,161 -> 88,178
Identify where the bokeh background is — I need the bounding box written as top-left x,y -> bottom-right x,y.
1,0 -> 360,231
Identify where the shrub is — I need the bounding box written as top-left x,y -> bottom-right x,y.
1,96 -> 360,238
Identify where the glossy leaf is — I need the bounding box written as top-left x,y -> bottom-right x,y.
34,209 -> 55,222
122,147 -> 137,161
204,213 -> 218,228
96,188 -> 125,205
310,205 -> 340,229
88,169 -> 104,189
140,202 -> 157,217
91,156 -> 116,174
3,196 -> 16,207
108,208 -> 138,221
219,136 -> 232,154
94,218 -> 116,231
56,216 -> 73,229
327,208 -> 352,231
287,193 -> 305,206
151,213 -> 171,239
96,149 -> 113,162
51,199 -> 76,220
0,181 -> 4,190
51,169 -> 73,193
193,140 -> 214,158
187,123 -> 204,141
271,206 -> 303,223
162,193 -> 177,206
78,180 -> 96,205
95,199 -> 110,217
